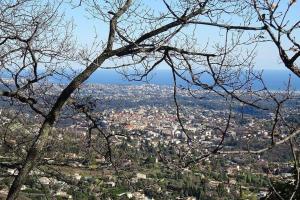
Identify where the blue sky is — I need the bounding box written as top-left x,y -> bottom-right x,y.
62,0 -> 300,72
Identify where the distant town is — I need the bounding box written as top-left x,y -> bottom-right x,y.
1,83 -> 299,199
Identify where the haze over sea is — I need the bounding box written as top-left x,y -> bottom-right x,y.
2,69 -> 299,91
83,69 -> 300,91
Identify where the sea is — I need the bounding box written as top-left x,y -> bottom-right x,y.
1,68 -> 299,91
84,69 -> 300,91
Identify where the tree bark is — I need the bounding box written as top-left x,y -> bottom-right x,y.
6,122 -> 52,200
6,54 -> 109,200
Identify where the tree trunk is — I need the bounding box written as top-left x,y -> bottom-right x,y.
6,54 -> 109,200
6,122 -> 52,200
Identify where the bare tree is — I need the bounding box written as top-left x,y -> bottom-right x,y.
0,0 -> 299,199
251,0 -> 300,77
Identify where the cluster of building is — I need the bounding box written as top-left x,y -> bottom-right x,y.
0,83 -> 298,199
